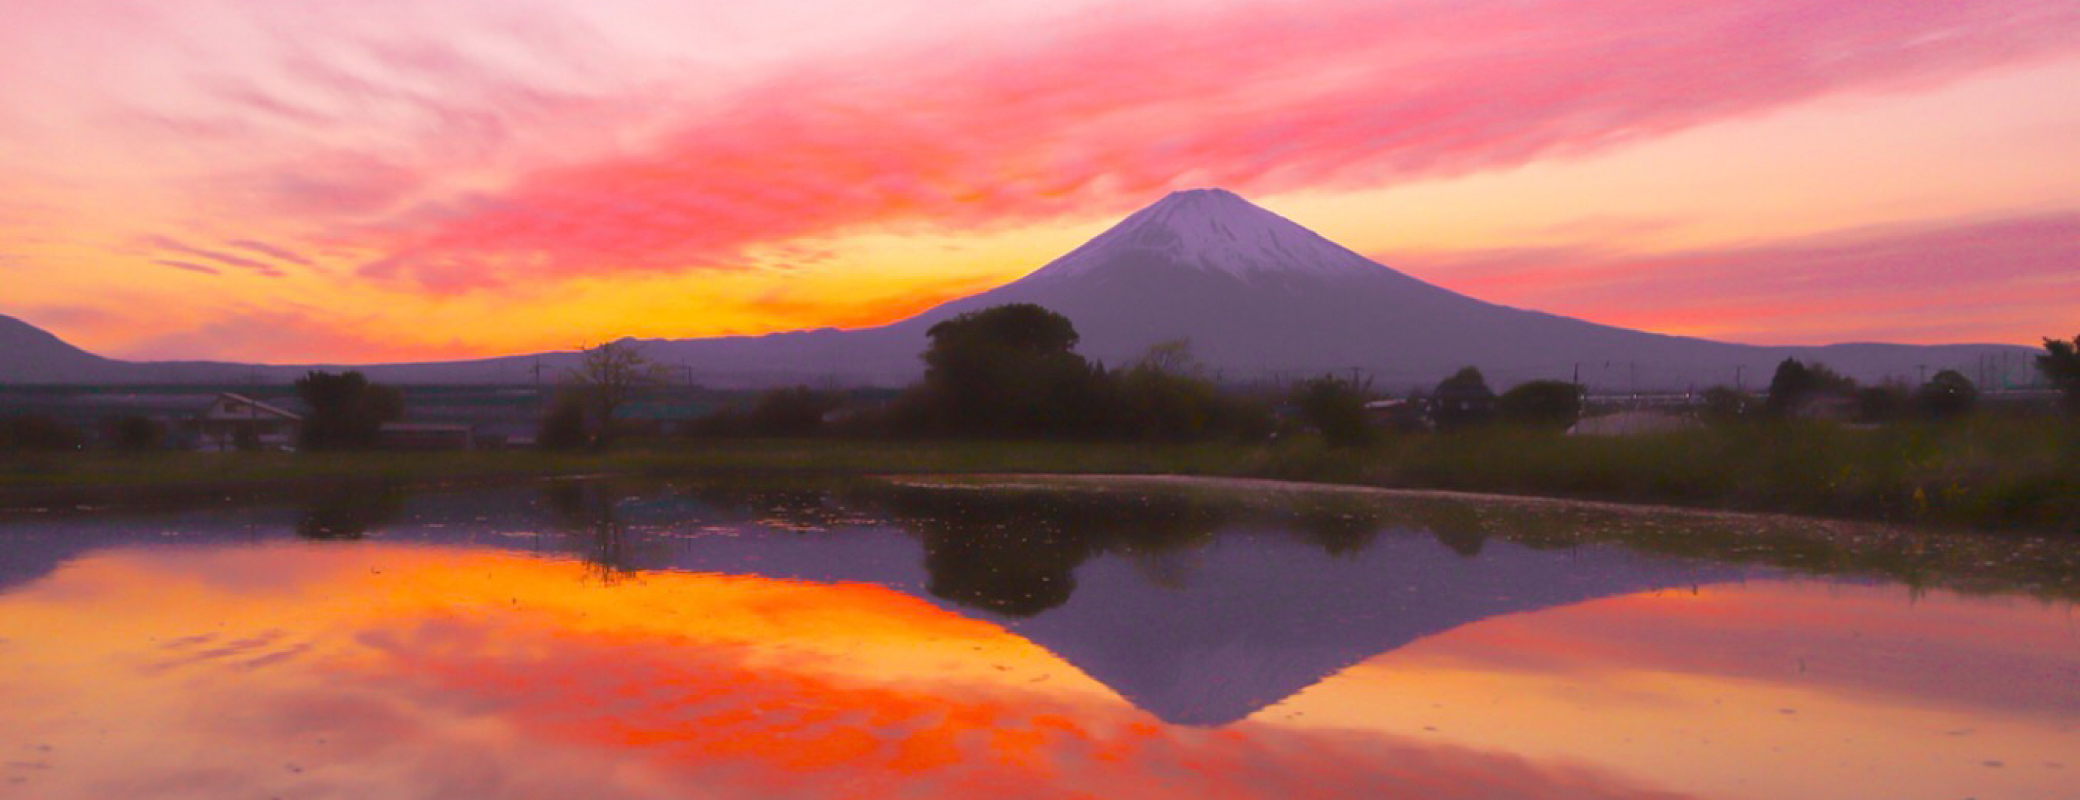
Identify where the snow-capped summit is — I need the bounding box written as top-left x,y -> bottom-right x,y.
1027,187 -> 1388,281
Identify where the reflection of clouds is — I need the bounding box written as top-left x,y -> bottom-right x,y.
2,545 -> 1691,800
355,613 -> 1690,800
1397,581 -> 2080,717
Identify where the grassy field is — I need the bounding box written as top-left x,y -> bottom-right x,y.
2,418 -> 2074,532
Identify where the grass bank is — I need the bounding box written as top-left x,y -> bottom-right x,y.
2,418 -> 2073,532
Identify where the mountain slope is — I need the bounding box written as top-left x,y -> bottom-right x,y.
0,314 -> 124,383
0,189 -> 2042,387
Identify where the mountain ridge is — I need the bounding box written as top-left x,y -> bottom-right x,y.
0,189 -> 2042,389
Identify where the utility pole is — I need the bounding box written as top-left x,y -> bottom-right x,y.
1917,364 -> 1928,384
1735,364 -> 1745,392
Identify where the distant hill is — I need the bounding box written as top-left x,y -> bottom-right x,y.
0,189 -> 2040,389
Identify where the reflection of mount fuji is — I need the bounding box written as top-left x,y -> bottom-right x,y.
597,484 -> 1752,726
0,481 -> 1750,726
1000,534 -> 1736,725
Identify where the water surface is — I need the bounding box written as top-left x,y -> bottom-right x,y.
1,477 -> 2074,799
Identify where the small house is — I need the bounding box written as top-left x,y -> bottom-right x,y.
192,392 -> 302,451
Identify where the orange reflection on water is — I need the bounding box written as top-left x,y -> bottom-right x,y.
1266,582 -> 2079,800
0,544 -> 1693,800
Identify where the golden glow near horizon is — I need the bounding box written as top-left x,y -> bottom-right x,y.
2,544 -> 2073,799
1,0 -> 2076,361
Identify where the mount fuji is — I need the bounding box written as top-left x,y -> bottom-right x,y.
0,188 -> 2035,388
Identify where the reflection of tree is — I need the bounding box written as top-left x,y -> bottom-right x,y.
1404,504 -> 1489,558
542,482 -> 635,584
873,487 -> 1230,617
295,487 -> 404,540
1430,526 -> 1487,558
1290,502 -> 1382,558
923,522 -> 1088,617
672,479 -> 849,532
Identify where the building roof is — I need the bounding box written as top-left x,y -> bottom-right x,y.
201,392 -> 302,421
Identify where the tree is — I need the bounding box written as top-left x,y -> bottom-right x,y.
1497,380 -> 1583,430
1430,367 -> 1496,429
569,340 -> 669,440
1112,339 -> 1267,441
746,386 -> 837,437
915,304 -> 1109,437
1765,358 -> 1855,417
294,371 -> 403,450
1292,375 -> 1372,446
1915,369 -> 1977,420
537,390 -> 591,450
2038,334 -> 2080,414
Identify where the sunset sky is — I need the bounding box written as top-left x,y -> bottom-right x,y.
3,0 -> 2075,363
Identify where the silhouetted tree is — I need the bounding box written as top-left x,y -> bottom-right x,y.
537,390 -> 591,450
1915,369 -> 1977,420
914,304 -> 1110,437
2038,334 -> 2080,414
1764,358 -> 1855,417
1497,380 -> 1583,430
568,341 -> 669,441
1430,367 -> 1497,429
294,371 -> 403,450
1115,340 -> 1268,441
1292,375 -> 1372,446
748,386 -> 837,436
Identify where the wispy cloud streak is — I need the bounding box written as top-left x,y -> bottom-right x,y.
356,0 -> 2080,290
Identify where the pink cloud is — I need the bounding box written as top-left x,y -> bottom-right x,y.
1392,211 -> 2080,344
155,259 -> 224,276
228,239 -> 315,266
141,235 -> 290,277
352,0 -> 2079,290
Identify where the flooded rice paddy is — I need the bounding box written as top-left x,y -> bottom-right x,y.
0,476 -> 2074,799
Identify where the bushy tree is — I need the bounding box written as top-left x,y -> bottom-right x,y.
1113,340 -> 1268,441
537,391 -> 591,450
1292,375 -> 1372,446
1498,380 -> 1583,430
2038,334 -> 2080,415
294,371 -> 403,450
1915,369 -> 1977,420
1765,358 -> 1855,417
1430,367 -> 1496,429
914,304 -> 1110,437
746,386 -> 837,436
